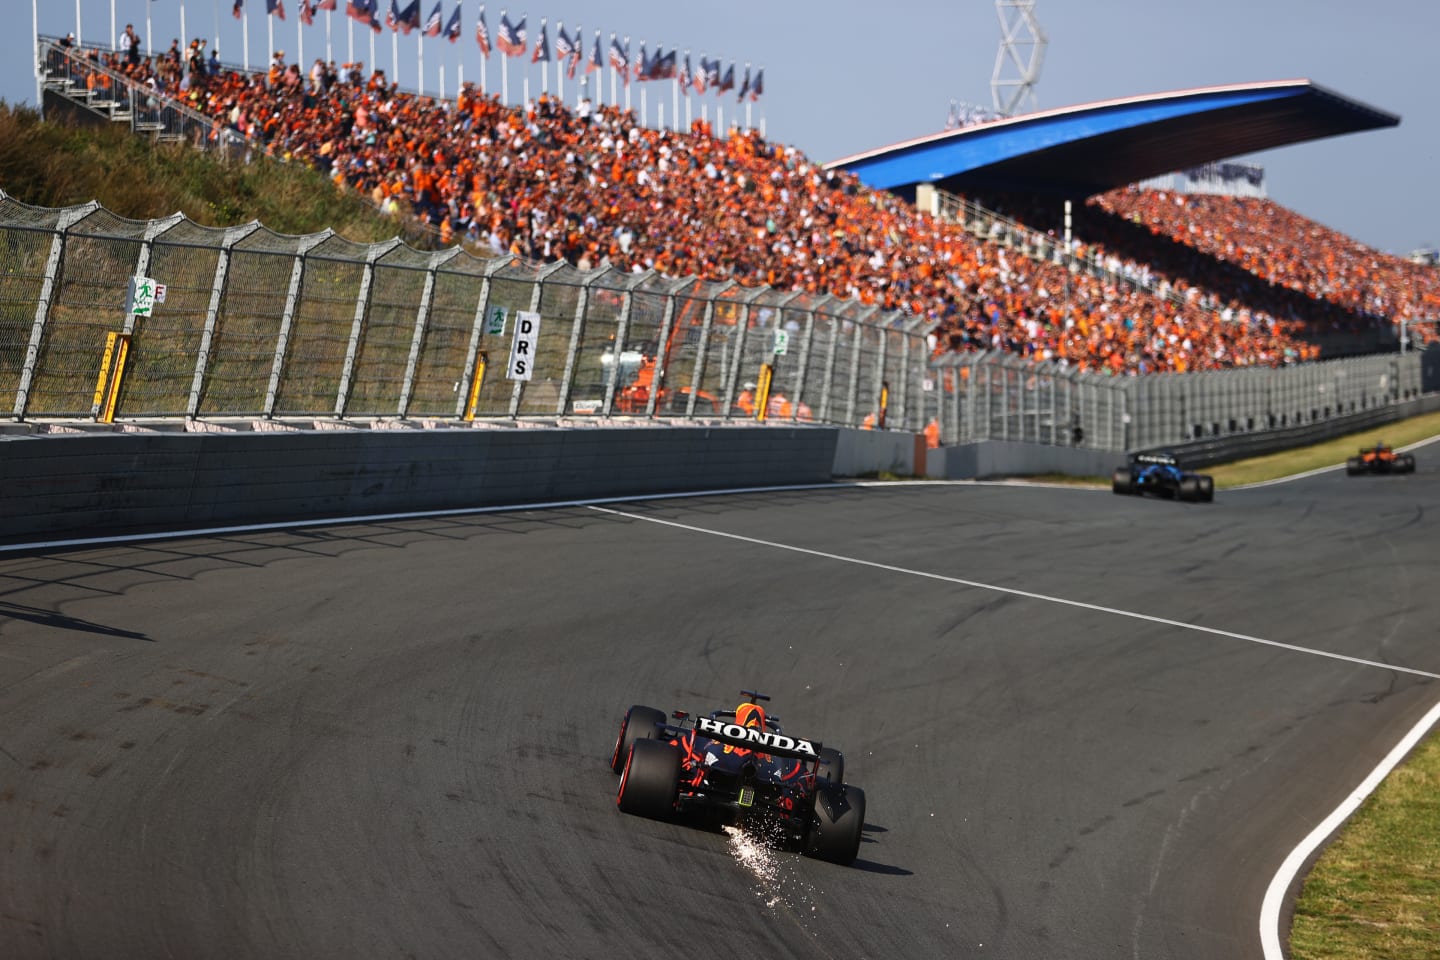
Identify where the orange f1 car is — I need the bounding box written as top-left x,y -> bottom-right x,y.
1345,442 -> 1415,476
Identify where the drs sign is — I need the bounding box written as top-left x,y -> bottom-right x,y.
507,310 -> 541,381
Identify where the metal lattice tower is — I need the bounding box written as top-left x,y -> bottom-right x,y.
991,0 -> 1047,117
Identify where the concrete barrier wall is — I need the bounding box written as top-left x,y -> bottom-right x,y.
831,428 -> 919,477
0,425 -> 840,542
926,441 -> 1116,480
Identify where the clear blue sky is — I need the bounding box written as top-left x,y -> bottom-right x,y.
7,1 -> 1436,256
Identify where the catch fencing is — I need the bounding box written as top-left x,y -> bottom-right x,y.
0,194 -> 931,429
922,350 -> 1428,453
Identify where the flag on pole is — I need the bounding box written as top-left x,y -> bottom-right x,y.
705,58 -> 721,91
587,32 -> 601,74
530,18 -> 548,62
385,0 -> 398,30
346,0 -> 369,22
399,0 -> 421,33
443,1 -> 461,42
266,0 -> 286,20
299,0 -> 315,25
750,67 -> 763,101
234,0 -> 244,19
693,55 -> 708,94
423,1 -> 443,36
553,22 -> 572,60
634,41 -> 648,81
496,11 -> 525,56
565,24 -> 581,78
737,64 -> 749,102
318,0 -> 337,9
718,62 -> 734,94
650,49 -> 676,80
475,4 -> 490,56
370,1 -> 383,32
608,34 -> 627,82
678,52 -> 691,90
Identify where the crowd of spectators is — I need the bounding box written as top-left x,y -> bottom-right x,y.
46,41 -> 1435,373
1091,187 -> 1440,347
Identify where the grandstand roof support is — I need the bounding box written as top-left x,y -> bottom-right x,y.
992,0 -> 1047,117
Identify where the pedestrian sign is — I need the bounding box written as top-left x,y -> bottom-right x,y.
486,305 -> 507,336
773,329 -> 790,355
128,276 -> 157,317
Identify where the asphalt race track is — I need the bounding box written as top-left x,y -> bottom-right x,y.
3,454 -> 1439,960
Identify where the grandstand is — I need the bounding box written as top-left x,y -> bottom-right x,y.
28,34 -> 1435,380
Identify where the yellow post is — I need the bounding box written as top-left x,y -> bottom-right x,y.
92,332 -> 120,417
91,332 -> 131,423
464,350 -> 489,421
878,380 -> 890,430
755,363 -> 774,422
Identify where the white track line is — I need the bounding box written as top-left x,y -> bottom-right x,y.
1259,699 -> 1440,960
589,505 -> 1440,681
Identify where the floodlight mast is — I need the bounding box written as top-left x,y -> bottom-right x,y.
992,0 -> 1047,117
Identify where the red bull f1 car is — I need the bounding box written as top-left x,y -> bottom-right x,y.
1346,442 -> 1415,475
609,691 -> 866,865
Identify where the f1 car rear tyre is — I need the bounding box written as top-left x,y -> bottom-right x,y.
1112,468 -> 1134,495
1198,475 -> 1214,502
1179,476 -> 1200,502
805,782 -> 866,866
1346,457 -> 1364,476
610,705 -> 667,775
818,747 -> 845,784
1400,455 -> 1416,474
617,739 -> 681,819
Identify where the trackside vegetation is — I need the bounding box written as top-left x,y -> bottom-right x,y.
0,102 -> 407,241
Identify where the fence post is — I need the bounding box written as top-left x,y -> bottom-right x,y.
721,286 -> 767,417
397,248 -> 461,418
187,222 -> 260,418
454,254 -> 515,419
601,270 -> 652,417
120,213 -> 183,340
262,232 -> 330,420
844,312 -> 868,426
333,237 -> 400,419
645,277 -> 697,418
686,279 -> 733,417
507,259 -> 569,418
789,295 -> 828,421
555,266 -> 610,417
12,203 -> 97,420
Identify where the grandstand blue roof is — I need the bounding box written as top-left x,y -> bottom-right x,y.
824,80 -> 1400,199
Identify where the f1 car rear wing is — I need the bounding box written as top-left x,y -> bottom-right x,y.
1132,452 -> 1179,466
692,716 -> 822,761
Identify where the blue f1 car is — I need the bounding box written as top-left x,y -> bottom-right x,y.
1112,452 -> 1214,502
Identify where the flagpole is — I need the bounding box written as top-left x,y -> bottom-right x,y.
110,0 -> 115,52
554,20 -> 562,103
608,35 -> 615,108
267,15 -> 273,79
144,1 -> 150,56
390,27 -> 397,88
672,72 -> 679,133
32,0 -> 40,108
416,27 -> 422,97
368,25 -> 375,76
74,0 -> 81,48
745,62 -> 752,131
181,4 -> 187,54
296,8 -> 302,75
243,6 -> 250,71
